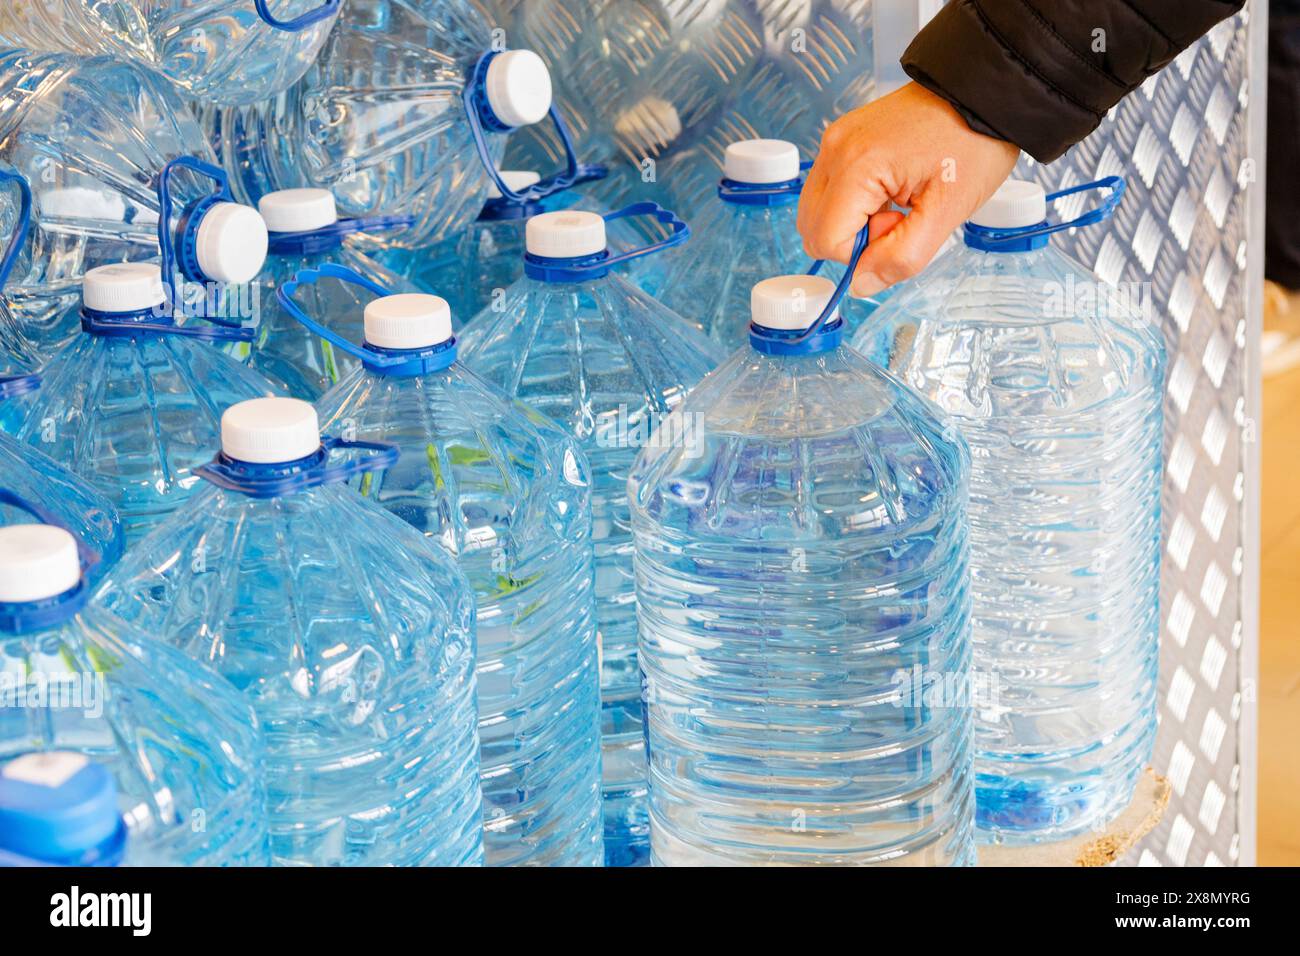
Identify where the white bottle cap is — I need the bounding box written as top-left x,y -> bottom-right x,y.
486,170 -> 542,201
194,202 -> 269,284
1,751 -> 90,788
724,139 -> 800,184
82,262 -> 166,313
614,96 -> 683,147
968,179 -> 1048,229
484,50 -> 553,128
0,525 -> 82,603
38,187 -> 127,222
258,189 -> 339,233
750,274 -> 838,331
526,210 -> 606,258
220,397 -> 321,464
364,294 -> 453,349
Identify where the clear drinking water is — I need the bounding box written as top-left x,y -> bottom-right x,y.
850,178 -> 1164,842
0,50 -> 268,359
238,188 -> 418,400
0,374 -> 124,577
206,0 -> 576,248
458,206 -> 723,866
378,171 -> 551,324
0,518 -> 269,866
648,139 -> 876,348
0,0 -> 338,107
305,280 -> 603,865
0,264 -> 275,546
377,171 -> 648,323
630,271 -> 975,866
97,397 -> 485,866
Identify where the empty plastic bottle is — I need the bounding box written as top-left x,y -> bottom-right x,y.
0,50 -> 268,358
0,507 -> 270,866
0,373 -> 124,577
0,263 -> 274,546
0,0 -> 338,107
647,138 -> 876,348
207,0 -> 600,247
458,205 -> 724,866
97,397 -> 485,866
290,274 -> 602,865
850,178 -> 1164,843
630,252 -> 975,865
239,188 -> 416,400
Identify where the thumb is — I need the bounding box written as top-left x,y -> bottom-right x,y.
849,200 -> 957,297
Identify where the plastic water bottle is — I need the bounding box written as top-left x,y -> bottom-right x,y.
0,51 -> 268,359
647,139 -> 877,348
507,0 -> 762,162
0,509 -> 270,866
379,171 -> 553,323
97,397 -> 485,866
238,188 -> 416,400
291,275 -> 603,865
377,170 -> 648,323
629,258 -> 975,865
498,0 -> 875,204
0,264 -> 275,546
207,0 -> 600,248
0,0 -> 338,107
849,178 -> 1164,843
0,373 -> 124,576
458,206 -> 724,866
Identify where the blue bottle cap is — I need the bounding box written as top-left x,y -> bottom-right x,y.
0,752 -> 123,865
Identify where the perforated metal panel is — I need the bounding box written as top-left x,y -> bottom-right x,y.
480,0 -> 1263,866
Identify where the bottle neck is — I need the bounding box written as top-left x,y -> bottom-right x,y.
748,318 -> 845,356
523,249 -> 610,283
0,580 -> 88,636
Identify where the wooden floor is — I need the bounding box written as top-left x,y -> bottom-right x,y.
1260,359 -> 1300,865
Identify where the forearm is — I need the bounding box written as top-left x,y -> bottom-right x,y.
901,0 -> 1247,162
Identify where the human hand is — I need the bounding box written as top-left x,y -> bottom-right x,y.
797,81 -> 1021,297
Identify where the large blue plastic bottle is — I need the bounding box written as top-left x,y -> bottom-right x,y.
0,504 -> 270,866
0,52 -> 267,360
0,0 -> 338,107
0,373 -> 124,577
630,250 -> 975,865
207,0 -> 600,248
237,188 -> 417,400
458,205 -> 724,866
0,263 -> 275,546
291,273 -> 603,866
97,397 -> 485,866
849,178 -> 1164,843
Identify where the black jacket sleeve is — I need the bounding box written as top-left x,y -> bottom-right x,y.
901,0 -> 1247,162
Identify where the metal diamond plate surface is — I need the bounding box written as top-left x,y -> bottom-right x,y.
1022,10 -> 1260,867
479,0 -> 1263,865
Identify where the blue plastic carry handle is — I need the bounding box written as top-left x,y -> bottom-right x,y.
253,0 -> 340,32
